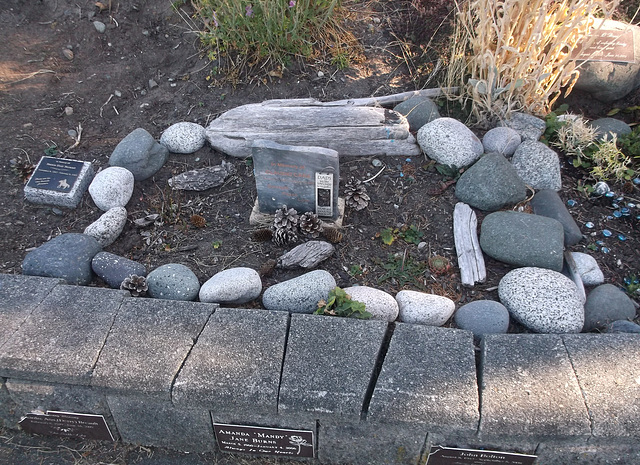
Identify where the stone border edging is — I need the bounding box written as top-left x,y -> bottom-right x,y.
1,274 -> 639,465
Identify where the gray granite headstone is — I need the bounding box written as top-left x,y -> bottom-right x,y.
24,156 -> 94,208
252,140 -> 339,218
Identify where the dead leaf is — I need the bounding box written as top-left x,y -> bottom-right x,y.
95,2 -> 107,11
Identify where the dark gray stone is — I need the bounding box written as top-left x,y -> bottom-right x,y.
454,152 -> 527,211
590,117 -> 632,141
109,128 -> 169,181
0,285 -> 127,385
279,314 -> 387,421
24,156 -> 94,209
0,275 -> 62,350
535,438 -> 640,465
393,96 -> 440,132
146,263 -> 200,301
261,269 -> 336,314
480,334 -> 591,439
454,300 -> 509,340
107,395 -> 215,452
606,320 -> 640,333
91,251 -> 147,289
252,139 -> 339,218
22,233 -> 102,285
92,299 -> 214,399
480,211 -> 565,271
172,308 -> 288,415
530,189 -> 584,246
583,283 -> 636,331
482,127 -> 522,157
563,333 -> 640,436
511,140 -> 562,191
368,324 -> 479,432
0,378 -> 20,429
498,112 -> 546,141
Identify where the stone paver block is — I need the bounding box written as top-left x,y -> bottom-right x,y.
172,308 -> 288,415
279,314 -> 387,421
0,275 -> 62,349
0,285 -> 127,385
92,299 -> 214,399
562,334 -> 640,437
107,395 -> 214,452
368,324 -> 479,433
319,420 -> 427,465
480,334 -> 590,439
5,378 -> 118,437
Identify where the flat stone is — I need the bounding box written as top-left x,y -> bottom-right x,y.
83,206 -> 127,247
511,140 -> 562,191
606,320 -> 640,333
583,284 -> 636,331
88,166 -> 134,211
277,241 -> 335,269
198,267 -> 262,304
590,117 -> 632,141
92,299 -> 213,399
109,128 -> 169,181
24,156 -> 94,209
167,161 -> 236,191
93,20 -> 106,33
480,334 -> 591,438
482,127 -> 522,157
368,324 -> 479,432
91,251 -> 146,289
417,117 -> 483,168
455,152 -> 527,211
22,233 -> 102,285
498,267 -> 584,333
279,314 -> 387,421
146,263 -> 200,301
530,189 -> 584,246
0,285 -> 127,385
498,112 -> 546,141
395,290 -> 455,326
342,286 -> 398,322
570,252 -> 604,286
562,333 -> 640,436
172,308 -> 288,415
454,300 -> 510,340
480,211 -> 565,271
262,269 -> 336,314
160,122 -> 206,154
393,96 -> 440,131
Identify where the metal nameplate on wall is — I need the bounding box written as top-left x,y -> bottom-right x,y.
19,410 -> 114,441
426,446 -> 537,465
214,423 -> 314,458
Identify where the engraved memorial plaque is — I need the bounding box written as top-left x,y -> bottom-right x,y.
426,446 -> 537,465
19,410 -> 114,441
24,156 -> 94,208
214,423 -> 314,458
573,28 -> 636,63
252,140 -> 339,218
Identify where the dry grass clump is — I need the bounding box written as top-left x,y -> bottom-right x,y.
446,0 -> 620,123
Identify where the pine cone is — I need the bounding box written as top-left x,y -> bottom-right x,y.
272,227 -> 298,246
344,177 -> 370,211
273,205 -> 299,231
299,211 -> 324,238
322,226 -> 343,243
252,228 -> 273,242
120,275 -> 148,297
190,214 -> 207,228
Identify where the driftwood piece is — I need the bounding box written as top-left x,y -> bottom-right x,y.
277,241 -> 335,269
203,88 -> 456,159
453,202 -> 486,287
168,161 -> 235,191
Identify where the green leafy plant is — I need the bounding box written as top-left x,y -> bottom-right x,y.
314,287 -> 371,319
376,224 -> 424,246
617,126 -> 640,161
541,103 -> 569,144
550,114 -> 598,169
623,275 -> 640,300
400,225 -> 424,245
376,253 -> 427,290
212,240 -> 222,249
378,227 -> 398,246
435,163 -> 461,181
589,135 -> 635,182
347,264 -> 364,278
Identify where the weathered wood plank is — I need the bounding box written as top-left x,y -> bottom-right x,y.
453,202 -> 486,287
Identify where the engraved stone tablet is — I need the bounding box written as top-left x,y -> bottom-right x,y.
24,156 -> 94,208
214,423 -> 314,458
573,28 -> 636,63
19,410 -> 114,441
252,140 -> 339,218
426,446 -> 537,465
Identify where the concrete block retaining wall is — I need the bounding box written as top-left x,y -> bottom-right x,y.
0,274 -> 639,464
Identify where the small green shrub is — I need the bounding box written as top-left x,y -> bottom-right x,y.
314,287 -> 371,319
377,225 -> 424,246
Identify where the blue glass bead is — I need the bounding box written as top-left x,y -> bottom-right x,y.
602,229 -> 612,237
585,222 -> 595,228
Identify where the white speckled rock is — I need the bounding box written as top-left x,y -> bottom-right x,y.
88,166 -> 135,211
83,207 -> 128,247
511,140 -> 562,191
482,127 -> 522,157
570,252 -> 605,286
262,270 -> 336,314
395,290 -> 455,326
497,112 -> 546,141
417,117 -> 483,168
199,267 -> 262,304
498,267 -> 584,333
147,263 -> 200,301
343,286 -> 398,322
160,122 -> 206,154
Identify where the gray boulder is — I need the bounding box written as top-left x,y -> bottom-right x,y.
454,300 -> 510,340
455,152 -> 527,211
146,263 -> 200,301
91,251 -> 147,288
393,96 -> 440,132
83,207 -> 128,247
530,189 -> 583,246
109,128 -> 169,181
583,284 -> 637,331
262,270 -> 336,314
22,233 -> 102,285
482,127 -> 521,157
417,117 -> 483,168
88,166 -> 134,211
570,252 -> 604,286
605,320 -> 640,334
160,122 -> 206,154
497,112 -> 546,141
395,290 -> 455,326
511,140 -> 562,191
480,211 -> 565,271
199,267 -> 262,304
343,286 -> 398,322
590,117 -> 632,141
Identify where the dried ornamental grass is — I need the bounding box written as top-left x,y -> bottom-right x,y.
446,0 -> 620,122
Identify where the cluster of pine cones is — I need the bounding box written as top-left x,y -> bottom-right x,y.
253,205 -> 343,246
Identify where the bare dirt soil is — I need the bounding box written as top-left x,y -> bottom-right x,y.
0,0 -> 639,463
